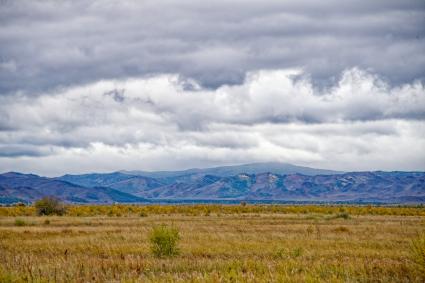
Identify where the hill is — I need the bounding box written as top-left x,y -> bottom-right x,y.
0,172 -> 149,204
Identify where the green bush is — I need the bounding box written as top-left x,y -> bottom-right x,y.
14,218 -> 26,226
410,234 -> 425,275
149,225 -> 180,257
34,197 -> 66,216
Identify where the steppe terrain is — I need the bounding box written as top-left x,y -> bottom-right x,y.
0,205 -> 424,282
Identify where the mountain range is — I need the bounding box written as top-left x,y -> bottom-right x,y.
120,162 -> 341,178
1,162 -> 424,204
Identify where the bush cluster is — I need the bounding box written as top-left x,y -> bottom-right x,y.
34,197 -> 66,216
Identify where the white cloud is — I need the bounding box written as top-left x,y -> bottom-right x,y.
0,68 -> 424,175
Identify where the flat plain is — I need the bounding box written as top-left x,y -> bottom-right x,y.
0,205 -> 424,282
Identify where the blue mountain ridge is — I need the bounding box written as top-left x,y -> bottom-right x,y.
1,163 -> 424,204
0,172 -> 148,204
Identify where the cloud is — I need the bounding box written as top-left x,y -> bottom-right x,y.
0,68 -> 424,175
0,0 -> 424,94
0,1 -> 424,175
0,145 -> 54,157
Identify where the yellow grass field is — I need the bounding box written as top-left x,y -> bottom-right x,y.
0,205 -> 424,282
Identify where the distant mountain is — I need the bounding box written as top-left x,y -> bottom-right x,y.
121,162 -> 342,178
58,172 -> 164,195
110,171 -> 425,203
57,162 -> 341,196
0,172 -> 149,204
58,172 -> 136,188
1,163 -> 424,204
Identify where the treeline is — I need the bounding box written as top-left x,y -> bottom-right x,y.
0,203 -> 424,217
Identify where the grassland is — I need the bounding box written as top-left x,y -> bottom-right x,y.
0,205 -> 424,282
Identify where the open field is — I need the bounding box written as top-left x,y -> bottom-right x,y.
0,205 -> 424,282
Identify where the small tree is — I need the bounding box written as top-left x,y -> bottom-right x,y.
149,225 -> 180,257
34,196 -> 66,216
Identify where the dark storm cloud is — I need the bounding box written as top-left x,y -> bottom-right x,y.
0,145 -> 52,157
0,0 -> 424,94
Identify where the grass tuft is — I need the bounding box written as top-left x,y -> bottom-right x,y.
149,224 -> 180,257
333,226 -> 351,233
14,218 -> 26,226
410,234 -> 425,275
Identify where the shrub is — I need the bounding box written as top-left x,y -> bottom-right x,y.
333,212 -> 350,219
34,197 -> 66,216
292,247 -> 303,258
306,225 -> 314,235
14,218 -> 26,226
149,225 -> 180,257
410,234 -> 425,275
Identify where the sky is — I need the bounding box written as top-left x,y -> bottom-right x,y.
0,0 -> 424,176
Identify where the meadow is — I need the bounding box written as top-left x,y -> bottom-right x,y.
0,204 -> 424,282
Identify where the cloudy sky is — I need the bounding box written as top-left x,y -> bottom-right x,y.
0,0 -> 424,176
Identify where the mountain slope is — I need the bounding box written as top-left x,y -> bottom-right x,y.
118,172 -> 425,203
0,172 -> 149,204
57,172 -> 164,195
58,172 -> 136,188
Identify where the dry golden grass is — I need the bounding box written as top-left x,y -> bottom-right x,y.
0,205 -> 424,282
1,204 -> 424,217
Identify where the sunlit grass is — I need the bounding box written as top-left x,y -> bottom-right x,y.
1,204 -> 424,217
0,205 -> 424,282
